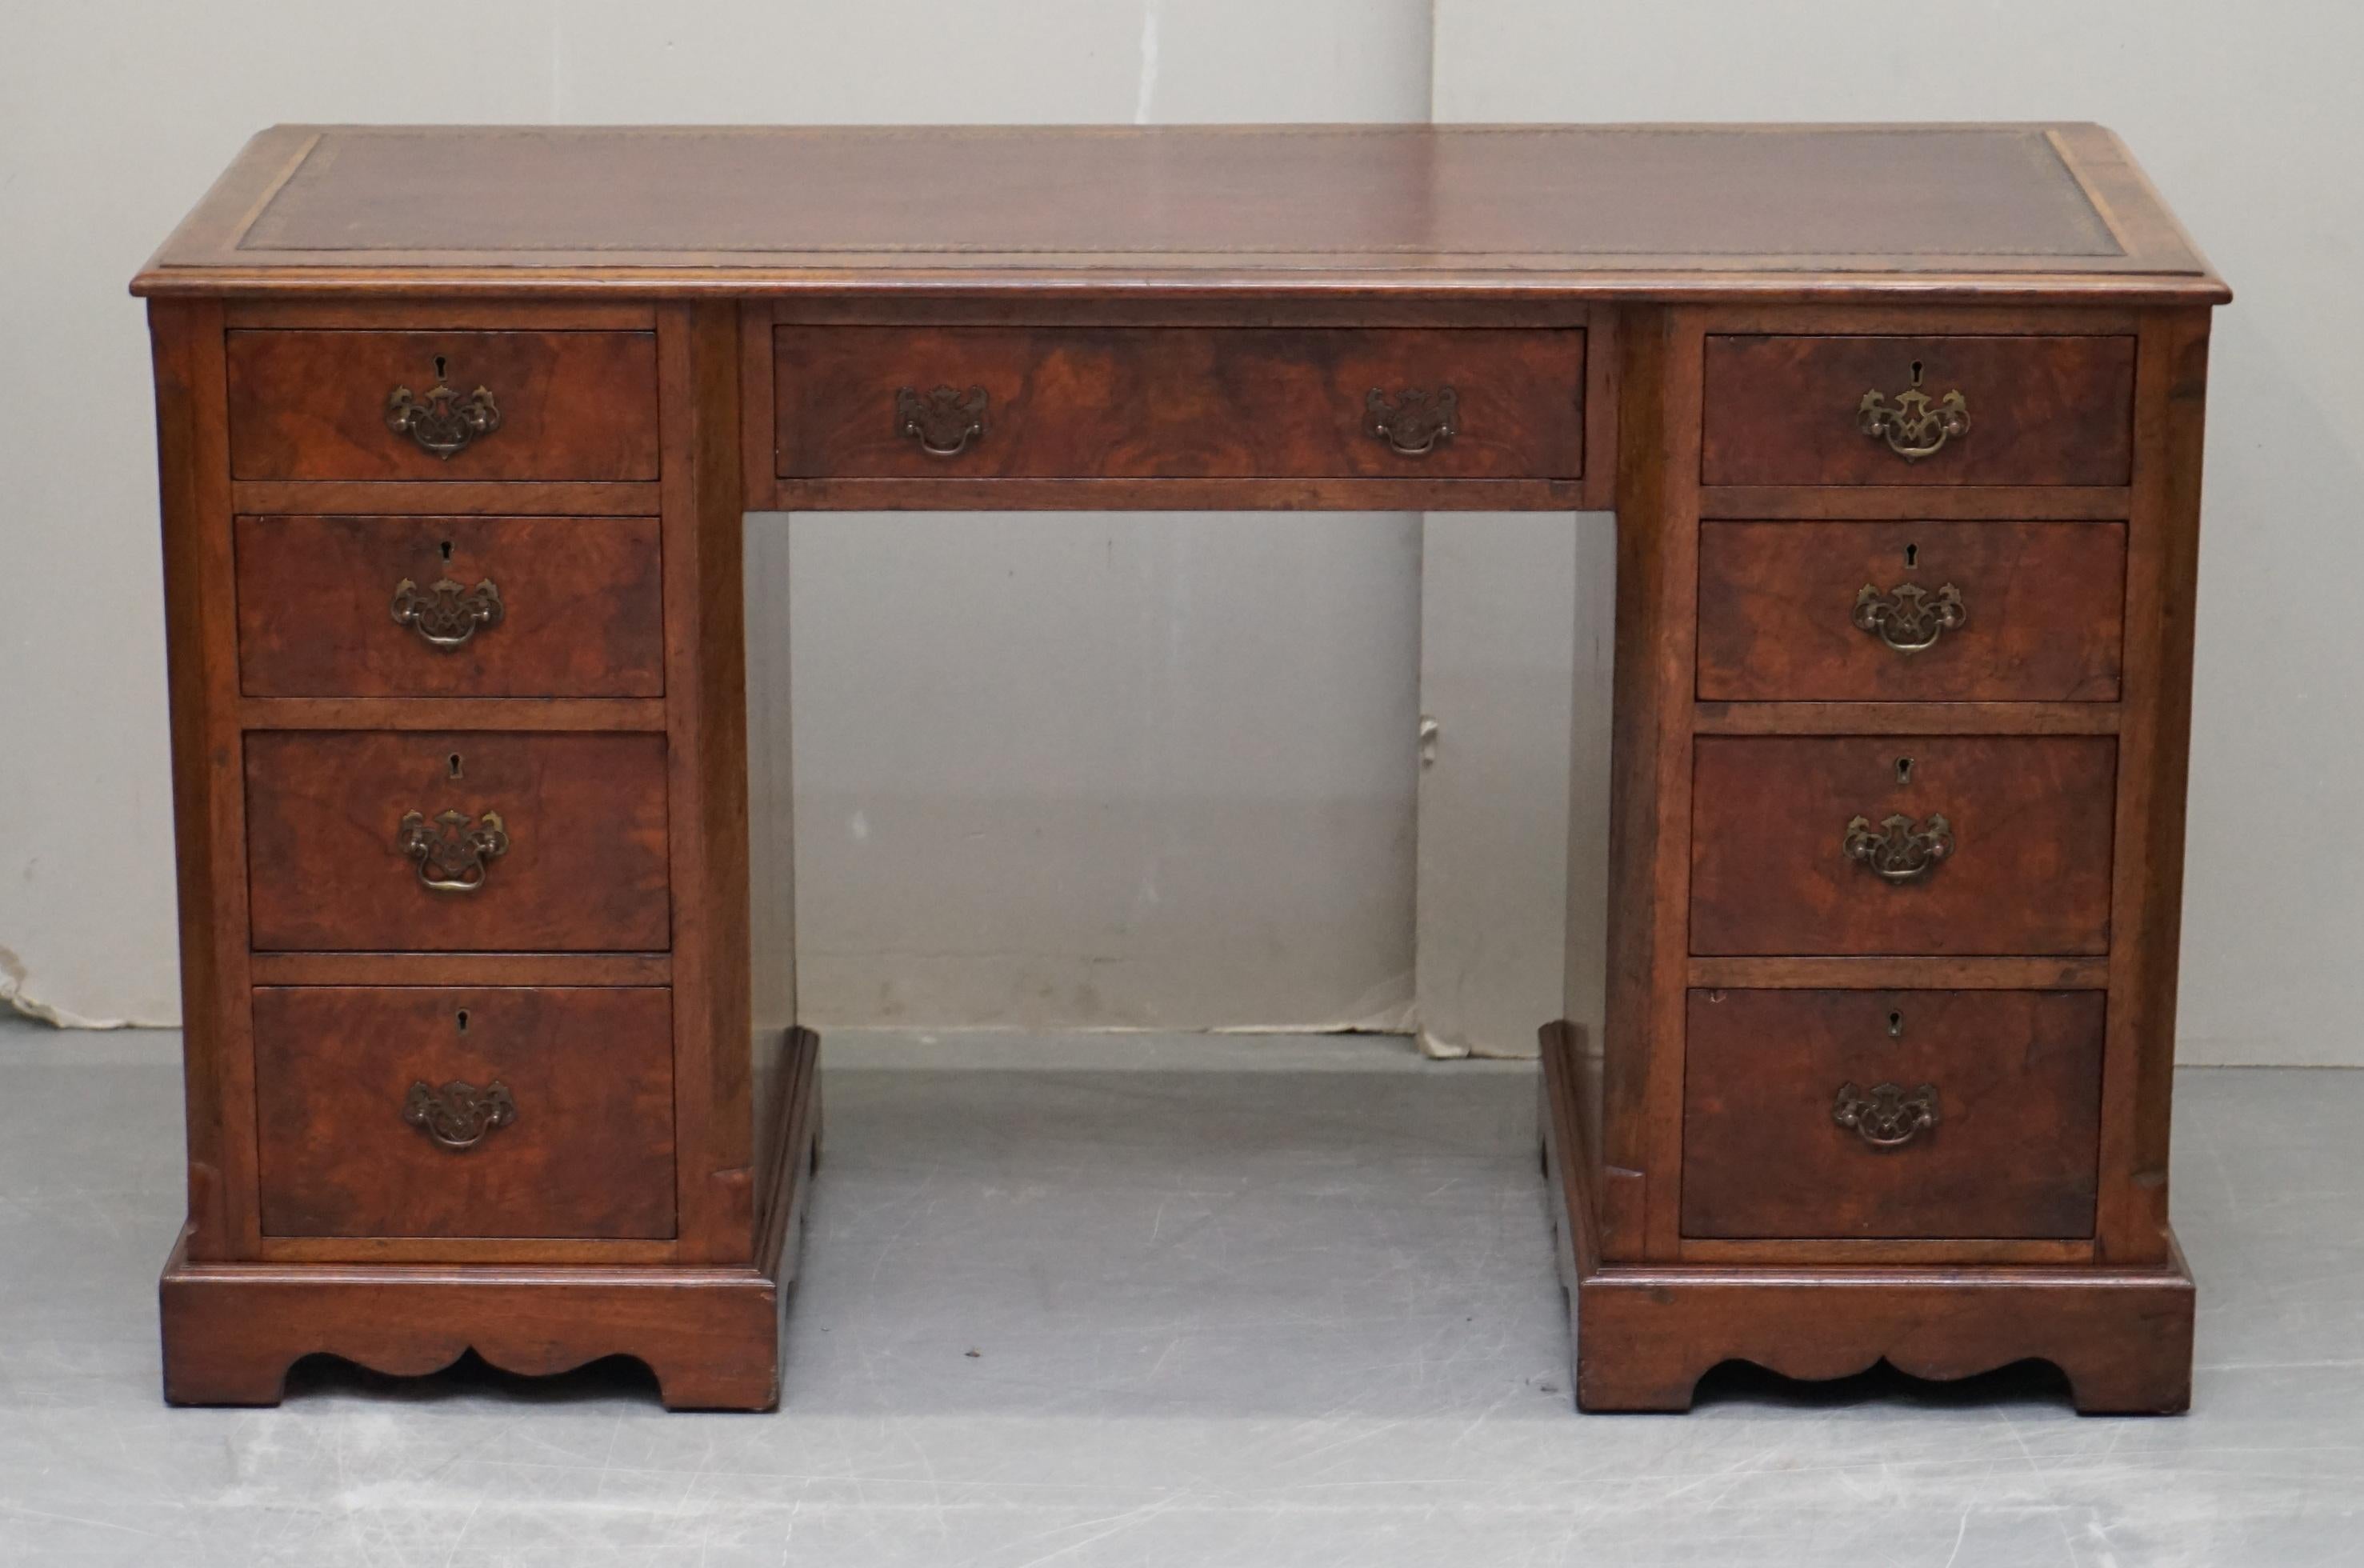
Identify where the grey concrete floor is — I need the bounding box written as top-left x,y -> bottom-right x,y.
1,1019 -> 2358,1566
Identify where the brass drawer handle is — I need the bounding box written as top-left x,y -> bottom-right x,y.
1366,386 -> 1458,456
1833,1081 -> 1938,1148
391,576 -> 504,650
386,364 -> 502,460
404,1078 -> 516,1150
1858,366 -> 1968,462
896,384 -> 989,458
1853,581 -> 1964,654
1843,811 -> 1953,882
397,808 -> 509,893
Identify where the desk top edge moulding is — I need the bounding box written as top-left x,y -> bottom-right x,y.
137,122 -> 2222,1414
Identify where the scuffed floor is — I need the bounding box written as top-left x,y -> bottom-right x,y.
1,1021 -> 2358,1566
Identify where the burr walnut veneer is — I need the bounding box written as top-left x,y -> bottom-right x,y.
134,124 -> 2223,1412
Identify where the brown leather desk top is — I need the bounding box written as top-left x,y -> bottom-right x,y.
134,122 -> 2224,301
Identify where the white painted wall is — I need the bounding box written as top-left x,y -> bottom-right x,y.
1414,514 -> 1581,1058
1,4 -> 564,1024
790,514 -> 1419,1031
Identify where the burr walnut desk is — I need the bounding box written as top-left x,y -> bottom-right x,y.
133,124 -> 2224,1412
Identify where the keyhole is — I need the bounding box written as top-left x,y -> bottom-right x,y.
456,1008 -> 470,1033
1894,756 -> 1914,786
1904,542 -> 1918,570
1909,358 -> 1925,385
439,539 -> 454,564
448,753 -> 463,780
1887,1010 -> 1904,1039
433,354 -> 449,382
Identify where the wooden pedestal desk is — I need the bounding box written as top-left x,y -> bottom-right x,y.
133,124 -> 2225,1413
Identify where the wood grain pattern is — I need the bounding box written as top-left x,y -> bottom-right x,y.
234,514 -> 664,698
1687,955 -> 2108,991
238,697 -> 666,732
766,476 -> 1586,513
226,299 -> 658,330
1677,1238 -> 2094,1266
243,730 -> 670,953
1540,1023 -> 2191,1414
160,1029 -> 818,1410
1574,1258 -> 2194,1415
774,326 -> 1584,481
1701,334 -> 2136,486
1694,701 -> 2118,737
1592,305 -> 1705,1263
1682,988 -> 2103,1239
150,299 -> 260,1260
750,298 -> 1622,510
660,301 -> 758,1262
255,1235 -> 677,1266
1690,735 -> 2118,957
1700,485 -> 2131,521
253,986 -> 676,1240
249,952 -> 669,987
2096,310 -> 2214,1266
226,330 -> 659,481
742,362 -> 803,1224
232,481 -> 660,516
1697,521 -> 2126,702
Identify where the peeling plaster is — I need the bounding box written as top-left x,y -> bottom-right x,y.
0,942 -> 154,1030
1207,969 -> 1415,1041
1418,1026 -> 1538,1062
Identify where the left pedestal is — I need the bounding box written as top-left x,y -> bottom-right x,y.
145,297 -> 794,1412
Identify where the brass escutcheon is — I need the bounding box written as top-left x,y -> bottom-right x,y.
1853,581 -> 1965,654
403,1079 -> 517,1150
1858,366 -> 1969,462
895,385 -> 989,457
386,378 -> 502,459
1833,1081 -> 1938,1148
397,808 -> 510,893
1843,811 -> 1953,882
1365,386 -> 1458,456
391,576 -> 504,650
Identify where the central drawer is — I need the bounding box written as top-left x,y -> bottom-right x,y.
254,985 -> 676,1239
244,730 -> 671,953
774,326 -> 1585,480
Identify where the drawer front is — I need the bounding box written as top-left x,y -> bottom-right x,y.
1697,521 -> 2126,702
236,515 -> 665,698
1700,334 -> 2135,487
775,326 -> 1584,480
1682,988 -> 2103,1239
254,986 -> 675,1238
1690,735 -> 2117,956
226,330 -> 661,481
246,731 -> 670,953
